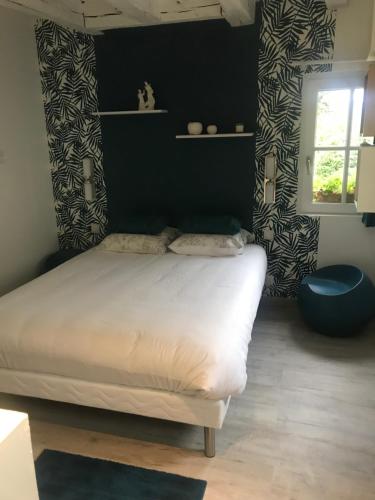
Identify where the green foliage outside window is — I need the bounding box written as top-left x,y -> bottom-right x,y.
313,150 -> 357,202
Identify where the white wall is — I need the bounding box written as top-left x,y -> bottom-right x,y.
333,0 -> 373,62
316,0 -> 375,282
318,216 -> 375,281
0,6 -> 58,295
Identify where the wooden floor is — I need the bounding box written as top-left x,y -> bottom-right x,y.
1,298 -> 375,500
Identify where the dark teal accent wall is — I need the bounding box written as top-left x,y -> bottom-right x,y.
94,19 -> 260,230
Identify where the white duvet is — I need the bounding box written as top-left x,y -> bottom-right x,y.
0,246 -> 266,400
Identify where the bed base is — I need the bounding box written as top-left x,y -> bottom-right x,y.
0,368 -> 229,457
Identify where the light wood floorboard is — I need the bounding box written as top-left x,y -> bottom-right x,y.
1,298 -> 374,499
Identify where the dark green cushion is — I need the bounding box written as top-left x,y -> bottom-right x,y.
178,215 -> 241,235
113,215 -> 167,235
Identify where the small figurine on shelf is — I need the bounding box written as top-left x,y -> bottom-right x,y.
137,89 -> 146,111
137,81 -> 156,111
144,81 -> 155,110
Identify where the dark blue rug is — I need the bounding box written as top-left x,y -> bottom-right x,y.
35,449 -> 206,500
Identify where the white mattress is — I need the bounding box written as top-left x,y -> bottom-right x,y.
0,245 -> 266,400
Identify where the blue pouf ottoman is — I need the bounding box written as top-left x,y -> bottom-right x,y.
298,265 -> 375,337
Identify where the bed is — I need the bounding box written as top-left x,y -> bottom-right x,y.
0,244 -> 267,456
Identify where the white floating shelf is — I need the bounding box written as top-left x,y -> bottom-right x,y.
176,133 -> 254,139
93,110 -> 168,116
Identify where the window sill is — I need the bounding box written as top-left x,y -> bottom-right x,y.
297,202 -> 359,217
297,212 -> 362,217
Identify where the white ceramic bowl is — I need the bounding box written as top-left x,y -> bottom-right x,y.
187,122 -> 203,135
207,124 -> 218,135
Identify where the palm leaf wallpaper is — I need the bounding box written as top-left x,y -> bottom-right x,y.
34,0 -> 336,296
35,19 -> 107,250
255,0 -> 335,296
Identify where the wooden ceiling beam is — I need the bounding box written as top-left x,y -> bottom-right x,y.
0,0 -> 85,29
159,4 -> 222,24
106,0 -> 160,24
219,0 -> 256,26
60,0 -> 85,15
0,0 -> 258,30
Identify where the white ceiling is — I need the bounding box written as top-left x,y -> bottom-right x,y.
0,0 -> 257,32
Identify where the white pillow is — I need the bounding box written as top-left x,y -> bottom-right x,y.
168,232 -> 245,257
240,228 -> 255,244
99,227 -> 178,255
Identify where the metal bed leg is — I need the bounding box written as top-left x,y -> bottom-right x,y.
204,427 -> 215,458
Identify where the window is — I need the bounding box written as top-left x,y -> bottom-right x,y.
298,73 -> 373,214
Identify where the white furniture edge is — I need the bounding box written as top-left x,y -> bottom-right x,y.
355,146 -> 375,212
0,368 -> 230,457
176,133 -> 254,139
0,410 -> 39,500
92,110 -> 168,116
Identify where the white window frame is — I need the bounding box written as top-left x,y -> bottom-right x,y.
298,71 -> 366,215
